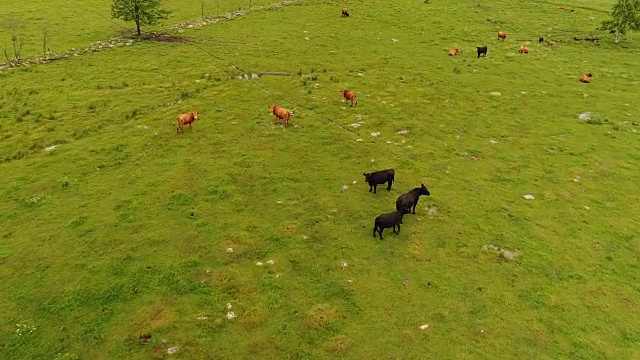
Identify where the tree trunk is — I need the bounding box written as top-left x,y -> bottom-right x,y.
615,33 -> 621,43
136,19 -> 141,35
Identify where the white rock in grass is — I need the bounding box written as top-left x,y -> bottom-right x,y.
391,38 -> 399,43
371,132 -> 381,137
267,259 -> 275,265
196,316 -> 208,320
341,185 -> 349,192
584,205 -> 590,210
578,112 -> 591,120
490,92 -> 501,96
44,145 -> 58,152
226,247 -> 234,253
227,303 -> 233,309
524,194 -> 535,200
167,346 -> 180,354
256,262 -> 264,266
396,129 -> 410,135
226,312 -> 237,319
352,180 -> 357,184
340,261 -> 348,268
349,123 -> 361,128
419,324 -> 429,330
489,139 -> 498,144
355,139 -> 363,142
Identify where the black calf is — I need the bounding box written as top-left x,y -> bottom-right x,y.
363,169 -> 395,194
373,210 -> 405,240
396,184 -> 430,215
539,37 -> 544,43
476,46 -> 487,58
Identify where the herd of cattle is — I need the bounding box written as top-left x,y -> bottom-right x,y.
172,7 -> 597,239
364,169 -> 431,240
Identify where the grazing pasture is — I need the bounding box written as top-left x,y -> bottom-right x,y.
1,0 -> 640,359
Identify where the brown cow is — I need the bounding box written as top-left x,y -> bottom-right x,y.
518,46 -> 530,54
176,112 -> 199,134
340,89 -> 358,106
579,72 -> 593,83
269,105 -> 293,127
498,31 -> 507,41
342,7 -> 349,17
448,48 -> 461,56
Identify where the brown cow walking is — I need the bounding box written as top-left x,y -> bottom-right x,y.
269,105 -> 293,127
176,112 -> 199,134
518,46 -> 530,54
340,89 -> 358,106
579,72 -> 593,83
498,31 -> 507,41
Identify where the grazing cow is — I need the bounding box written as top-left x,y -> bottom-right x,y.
476,46 -> 488,58
268,105 -> 293,127
373,210 -> 405,240
579,72 -> 593,83
395,184 -> 430,215
545,40 -> 555,46
176,112 -> 199,134
448,48 -> 461,56
363,169 -> 395,193
497,31 -> 507,41
519,46 -> 530,54
342,7 -> 349,17
539,37 -> 544,43
340,89 -> 358,106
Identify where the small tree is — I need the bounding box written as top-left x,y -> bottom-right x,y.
111,0 -> 170,36
601,0 -> 640,43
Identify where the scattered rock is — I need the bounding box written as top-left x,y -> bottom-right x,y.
355,139 -> 363,142
226,312 -> 237,319
371,132 -> 381,137
524,194 -> 535,200
391,38 -> 399,43
340,261 -> 348,268
355,115 -> 362,121
574,176 -> 580,182
583,205 -> 590,210
349,123 -> 361,128
499,249 -> 519,261
256,262 -> 264,266
304,37 -> 310,40
313,83 -> 320,88
252,73 -> 259,78
267,259 -> 275,265
340,185 -> 349,192
167,346 -> 180,354
403,279 -> 409,287
227,303 -> 233,309
196,316 -> 209,320
352,180 -> 357,184
358,73 -> 364,76
226,247 -> 234,253
489,139 -> 498,144
396,129 -> 410,135
490,92 -> 501,96
427,206 -> 438,216
419,324 -> 429,330
44,145 -> 58,152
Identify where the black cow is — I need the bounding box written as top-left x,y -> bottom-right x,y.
363,169 -> 395,194
539,37 -> 544,43
476,46 -> 487,58
373,210 -> 405,240
396,184 -> 430,214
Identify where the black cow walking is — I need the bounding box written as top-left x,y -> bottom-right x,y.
396,184 -> 431,214
363,169 -> 395,194
476,46 -> 488,58
373,210 -> 405,240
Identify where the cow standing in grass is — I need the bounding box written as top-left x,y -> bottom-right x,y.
476,46 -> 487,58
342,7 -> 349,17
340,90 -> 358,106
579,72 -> 593,83
396,184 -> 430,214
363,169 -> 395,193
498,31 -> 507,41
373,210 -> 405,240
269,105 -> 293,127
519,46 -> 530,54
176,112 -> 199,134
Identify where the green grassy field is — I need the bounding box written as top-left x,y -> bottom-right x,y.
1,0 -> 640,358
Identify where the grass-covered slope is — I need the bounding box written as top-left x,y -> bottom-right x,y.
1,0 -> 639,358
